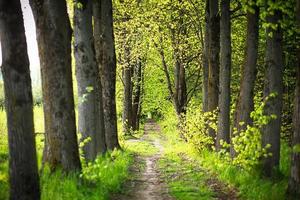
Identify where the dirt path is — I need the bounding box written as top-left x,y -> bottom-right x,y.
111,120 -> 174,200
111,120 -> 239,200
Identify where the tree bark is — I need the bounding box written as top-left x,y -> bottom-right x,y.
261,3 -> 284,177
122,46 -> 133,135
132,61 -> 142,131
202,0 -> 209,112
287,0 -> 300,197
232,3 -> 259,156
0,0 -> 40,199
29,0 -> 81,171
93,0 -> 120,150
74,0 -> 106,161
216,0 -> 231,151
207,0 -> 220,142
174,60 -> 187,116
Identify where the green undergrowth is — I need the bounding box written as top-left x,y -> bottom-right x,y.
0,146 -> 133,200
159,116 -> 289,200
198,148 -> 288,200
41,150 -> 133,200
0,108 -> 138,200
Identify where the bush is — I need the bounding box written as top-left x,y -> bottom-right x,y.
181,104 -> 217,151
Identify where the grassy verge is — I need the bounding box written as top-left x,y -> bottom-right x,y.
159,150 -> 215,200
159,117 -> 289,200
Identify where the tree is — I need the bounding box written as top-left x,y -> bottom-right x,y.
152,0 -> 202,122
122,45 -> 133,135
232,2 -> 259,155
93,0 -> 121,150
132,61 -> 143,131
207,0 -> 220,142
74,0 -> 106,161
202,0 -> 209,112
0,0 -> 40,198
29,0 -> 81,171
216,0 -> 231,151
261,0 -> 284,177
287,0 -> 300,197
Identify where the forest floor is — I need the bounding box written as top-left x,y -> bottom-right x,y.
111,120 -> 240,200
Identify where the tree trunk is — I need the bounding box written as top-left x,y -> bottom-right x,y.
132,61 -> 142,131
287,0 -> 300,197
207,0 -> 220,142
74,0 -> 106,161
216,0 -> 231,151
0,0 -> 40,199
232,3 -> 259,156
93,0 -> 120,150
202,0 -> 209,112
174,60 -> 187,116
122,46 -> 133,135
261,4 -> 284,177
29,0 -> 81,171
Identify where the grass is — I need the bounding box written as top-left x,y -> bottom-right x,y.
159,150 -> 215,200
155,121 -> 219,200
198,149 -> 288,200
0,107 -> 136,200
159,116 -> 290,200
40,150 -> 133,200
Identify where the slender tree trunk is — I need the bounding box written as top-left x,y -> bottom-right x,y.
232,3 -> 259,156
216,0 -> 231,151
132,61 -> 142,131
122,46 -> 133,135
157,44 -> 177,111
29,0 -> 81,171
261,3 -> 284,177
0,1 -> 40,199
74,0 -> 106,161
287,0 -> 300,197
207,0 -> 220,142
174,60 -> 187,116
202,0 -> 209,112
93,0 -> 120,150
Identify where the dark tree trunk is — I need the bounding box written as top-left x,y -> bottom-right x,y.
93,0 -> 120,150
202,0 -> 209,112
287,0 -> 300,197
29,0 -> 81,171
132,61 -> 142,131
174,60 -> 187,116
74,0 -> 106,161
122,46 -> 133,135
0,0 -> 40,199
261,4 -> 284,177
232,3 -> 259,156
216,0 -> 231,151
207,0 -> 220,142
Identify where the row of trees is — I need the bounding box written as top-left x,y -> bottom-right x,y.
116,0 -> 299,198
0,0 -> 121,199
201,1 -> 299,197
199,0 -> 300,197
